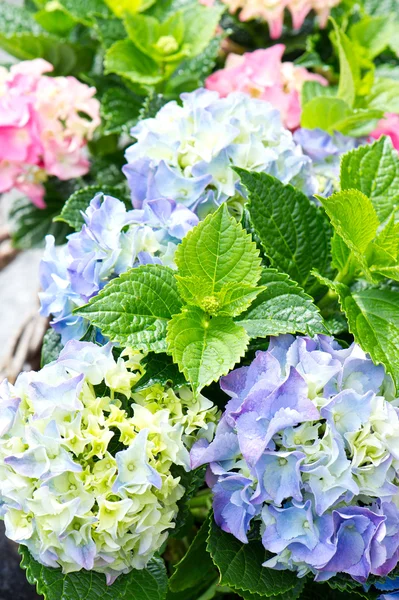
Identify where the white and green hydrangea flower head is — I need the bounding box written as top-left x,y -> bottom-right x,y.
0,341 -> 218,584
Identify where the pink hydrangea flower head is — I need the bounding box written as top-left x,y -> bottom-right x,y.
0,59 -> 100,206
206,45 -> 327,129
199,0 -> 342,37
370,113 -> 399,152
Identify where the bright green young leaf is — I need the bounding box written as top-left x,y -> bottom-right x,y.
340,137 -> 399,223
366,78 -> 399,114
301,81 -> 333,106
77,265 -> 183,353
169,516 -> 215,592
34,7 -> 76,35
368,216 -> 399,281
330,234 -> 358,285
41,329 -> 63,368
175,203 -> 262,294
105,40 -> 163,85
239,170 -> 331,293
56,185 -> 130,231
124,12 -> 186,64
301,96 -> 351,131
104,0 -> 156,17
237,269 -> 326,338
336,285 -> 399,390
100,87 -> 143,135
176,276 -> 262,317
331,19 -> 358,107
316,190 -> 379,270
166,306 -> 249,392
207,519 -> 298,597
349,16 -> 396,59
132,352 -> 186,392
20,546 -> 168,600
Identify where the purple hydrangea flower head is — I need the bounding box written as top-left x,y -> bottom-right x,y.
191,334 -> 399,583
39,193 -> 198,343
123,89 -> 317,217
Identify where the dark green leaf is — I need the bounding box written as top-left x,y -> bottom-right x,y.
239,170 -> 331,293
100,87 -> 143,135
19,546 -> 168,600
207,519 -> 298,597
132,353 -> 186,392
40,329 -> 63,368
56,185 -> 131,231
170,515 -> 215,592
340,136 -> 399,223
237,269 -> 326,338
9,180 -> 73,250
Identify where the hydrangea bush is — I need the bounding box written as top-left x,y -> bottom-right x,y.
1,1 -> 399,600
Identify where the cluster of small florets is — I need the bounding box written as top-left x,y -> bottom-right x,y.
191,334 -> 399,583
0,59 -> 100,207
123,89 -> 316,219
39,193 -> 198,342
206,45 -> 328,130
200,0 -> 342,38
0,341 -> 218,584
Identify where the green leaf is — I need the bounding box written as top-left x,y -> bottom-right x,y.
77,265 -> 183,353
330,234 -> 358,284
366,77 -> 399,113
332,20 -> 358,107
336,285 -> 399,390
171,466 -> 206,539
170,516 -> 215,592
316,189 -> 379,271
56,185 -> 130,231
175,203 -> 262,308
139,91 -> 167,119
41,329 -> 63,368
239,170 -> 331,293
20,546 -> 168,600
368,214 -> 399,280
301,81 -> 334,106
166,306 -> 249,392
237,269 -> 326,338
132,352 -> 186,391
178,2 -> 224,58
105,40 -> 163,85
58,0 -> 110,25
301,96 -> 351,131
165,35 -> 222,96
104,0 -> 156,17
34,7 -> 76,35
349,15 -> 396,59
340,137 -> 399,223
207,519 -> 298,598
100,87 -> 143,135
9,180 -> 73,250
93,16 -> 128,49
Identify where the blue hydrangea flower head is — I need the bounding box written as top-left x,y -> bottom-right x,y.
39,193 -> 198,343
293,128 -> 365,196
123,89 -> 317,217
191,334 -> 399,583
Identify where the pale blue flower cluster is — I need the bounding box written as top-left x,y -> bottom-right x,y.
191,334 -> 399,583
123,89 -> 316,218
39,193 -> 198,343
293,128 -> 364,196
0,341 -> 218,583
